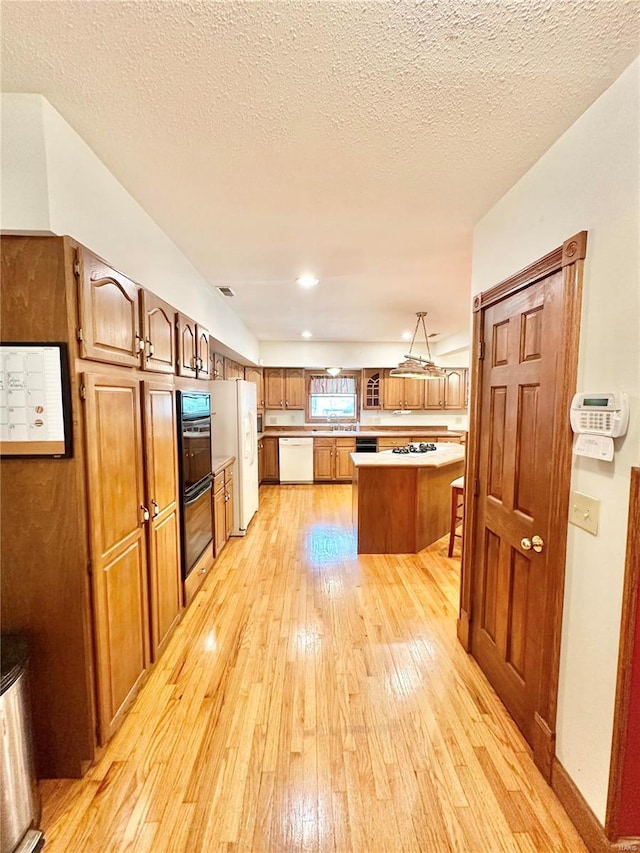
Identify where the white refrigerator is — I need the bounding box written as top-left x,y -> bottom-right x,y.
211,379 -> 259,535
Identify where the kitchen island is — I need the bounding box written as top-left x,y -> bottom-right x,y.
350,444 -> 465,554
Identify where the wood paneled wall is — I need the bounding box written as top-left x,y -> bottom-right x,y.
1,237 -> 96,777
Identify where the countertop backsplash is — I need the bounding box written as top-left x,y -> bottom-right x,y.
264,409 -> 468,431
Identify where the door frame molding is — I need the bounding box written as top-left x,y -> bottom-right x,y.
458,231 -> 587,779
605,466 -> 640,840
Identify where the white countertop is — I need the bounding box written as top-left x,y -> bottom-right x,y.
350,443 -> 465,468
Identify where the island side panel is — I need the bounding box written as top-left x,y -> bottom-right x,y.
355,467 -> 418,554
416,460 -> 465,551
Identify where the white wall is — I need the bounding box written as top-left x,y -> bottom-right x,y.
1,95 -> 259,363
258,340 -> 469,369
472,58 -> 640,823
0,94 -> 51,233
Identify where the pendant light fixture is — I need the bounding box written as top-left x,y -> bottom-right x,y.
389,312 -> 445,380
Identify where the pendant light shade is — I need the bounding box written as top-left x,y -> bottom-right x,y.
389,312 -> 445,380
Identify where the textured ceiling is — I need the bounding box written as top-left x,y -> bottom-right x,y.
2,1 -> 638,343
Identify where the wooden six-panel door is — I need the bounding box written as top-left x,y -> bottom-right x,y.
83,373 -> 150,744
470,271 -> 565,747
143,382 -> 182,660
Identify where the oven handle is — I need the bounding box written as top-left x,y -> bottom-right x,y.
184,476 -> 213,505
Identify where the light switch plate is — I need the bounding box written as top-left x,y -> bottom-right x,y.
569,491 -> 600,535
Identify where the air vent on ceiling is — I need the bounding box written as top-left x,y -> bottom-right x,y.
217,286 -> 236,297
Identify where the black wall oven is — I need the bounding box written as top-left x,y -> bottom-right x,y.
177,391 -> 213,579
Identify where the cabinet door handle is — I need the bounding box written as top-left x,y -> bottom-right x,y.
280,400 -> 283,407
151,499 -> 159,518
191,356 -> 198,370
141,505 -> 150,523
146,339 -> 154,357
135,335 -> 144,354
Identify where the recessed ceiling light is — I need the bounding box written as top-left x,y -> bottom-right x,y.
297,274 -> 319,289
401,331 -> 412,340
301,330 -> 313,338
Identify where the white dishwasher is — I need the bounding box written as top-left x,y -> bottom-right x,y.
278,437 -> 314,484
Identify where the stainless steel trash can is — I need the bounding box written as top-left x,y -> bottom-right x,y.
1,634 -> 44,853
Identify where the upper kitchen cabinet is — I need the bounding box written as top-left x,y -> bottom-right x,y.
140,291 -> 176,375
264,368 -> 305,409
196,325 -> 211,379
422,369 -> 469,410
76,247 -> 142,367
176,313 -> 209,380
176,313 -> 197,378
245,366 -> 265,410
362,369 -> 382,409
212,351 -> 225,380
423,376 -> 445,409
443,368 -> 466,410
224,357 -> 244,380
382,371 -> 424,410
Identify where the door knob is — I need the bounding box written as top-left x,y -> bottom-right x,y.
532,535 -> 544,553
141,505 -> 150,523
521,537 -> 532,551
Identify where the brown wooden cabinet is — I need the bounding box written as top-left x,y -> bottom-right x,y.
245,366 -> 265,410
142,381 -> 182,661
377,436 -> 410,450
213,472 -> 227,555
264,368 -> 305,409
213,463 -> 234,554
261,437 -> 279,482
313,438 -> 334,481
225,468 -> 234,537
444,368 -> 466,410
83,372 -> 151,744
212,350 -> 225,380
176,313 -> 209,380
382,371 -> 424,410
77,247 -> 142,367
313,437 -> 355,481
224,357 -> 244,380
423,377 -> 445,409
335,439 -> 356,480
176,313 -> 198,379
422,369 -> 468,410
362,369 -> 382,409
196,325 -> 211,379
141,291 -> 176,375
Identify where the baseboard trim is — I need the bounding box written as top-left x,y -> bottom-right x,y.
551,758 -> 640,853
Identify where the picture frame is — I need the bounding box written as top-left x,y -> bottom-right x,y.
0,342 -> 74,458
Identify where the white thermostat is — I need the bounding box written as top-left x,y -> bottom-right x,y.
570,392 -> 629,437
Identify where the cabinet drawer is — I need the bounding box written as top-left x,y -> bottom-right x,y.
377,437 -> 408,449
335,438 -> 356,448
314,438 -> 334,447
213,472 -> 225,494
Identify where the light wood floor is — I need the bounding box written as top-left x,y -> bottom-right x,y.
40,485 -> 586,852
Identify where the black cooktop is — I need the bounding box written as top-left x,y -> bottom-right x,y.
391,442 -> 437,454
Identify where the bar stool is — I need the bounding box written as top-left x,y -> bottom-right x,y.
448,476 -> 465,557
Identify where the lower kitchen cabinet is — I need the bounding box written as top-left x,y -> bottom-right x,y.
213,462 -> 234,555
314,437 -> 355,481
261,437 -> 280,482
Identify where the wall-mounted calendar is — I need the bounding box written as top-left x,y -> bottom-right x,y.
0,343 -> 73,458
